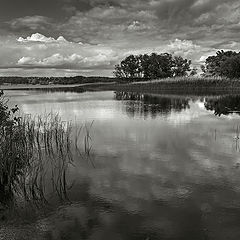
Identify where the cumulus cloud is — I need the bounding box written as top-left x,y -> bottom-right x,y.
167,39 -> 200,57
127,21 -> 151,32
17,52 -> 113,69
6,33 -> 120,71
18,54 -> 82,67
17,33 -> 67,43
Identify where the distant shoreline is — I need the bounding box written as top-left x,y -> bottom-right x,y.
2,78 -> 240,96
0,82 -> 115,90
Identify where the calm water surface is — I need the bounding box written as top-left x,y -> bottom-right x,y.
2,90 -> 240,240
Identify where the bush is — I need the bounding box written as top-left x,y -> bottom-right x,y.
0,90 -> 21,203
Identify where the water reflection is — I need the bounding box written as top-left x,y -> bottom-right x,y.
205,95 -> 240,116
115,91 -> 190,118
115,92 -> 240,118
3,90 -> 240,240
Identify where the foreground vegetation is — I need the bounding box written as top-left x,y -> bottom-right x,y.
0,90 -> 92,206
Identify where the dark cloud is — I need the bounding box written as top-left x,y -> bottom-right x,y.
0,0 -> 65,21
0,0 -> 240,76
153,0 -> 235,26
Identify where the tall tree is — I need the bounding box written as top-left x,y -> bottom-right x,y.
204,50 -> 238,77
220,55 -> 240,79
114,53 -> 192,79
172,56 -> 191,77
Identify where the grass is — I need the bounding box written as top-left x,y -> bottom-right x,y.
0,110 -> 93,206
89,77 -> 240,95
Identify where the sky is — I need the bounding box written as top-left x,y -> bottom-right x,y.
0,0 -> 240,77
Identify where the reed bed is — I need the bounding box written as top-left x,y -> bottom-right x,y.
92,77 -> 240,95
0,112 -> 93,205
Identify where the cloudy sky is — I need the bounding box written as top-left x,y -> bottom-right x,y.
0,0 -> 240,77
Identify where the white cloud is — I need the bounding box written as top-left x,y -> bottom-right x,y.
17,33 -> 67,43
17,52 -> 115,69
168,39 -> 200,53
165,39 -> 203,63
12,33 -> 121,71
18,56 -> 37,65
127,21 -> 150,31
18,53 -> 83,67
199,55 -> 208,63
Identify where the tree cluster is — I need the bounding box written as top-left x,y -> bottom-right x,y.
202,50 -> 240,79
114,53 -> 194,79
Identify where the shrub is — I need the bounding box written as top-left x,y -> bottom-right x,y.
0,91 -> 91,205
0,90 -> 21,203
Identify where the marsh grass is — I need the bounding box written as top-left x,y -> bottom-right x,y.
0,111 -> 93,206
93,77 -> 240,95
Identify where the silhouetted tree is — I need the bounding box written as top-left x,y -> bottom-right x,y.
204,50 -> 239,77
189,68 -> 198,76
114,53 -> 192,79
172,56 -> 191,77
114,55 -> 140,78
220,55 -> 240,79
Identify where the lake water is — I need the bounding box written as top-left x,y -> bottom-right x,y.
2,90 -> 240,240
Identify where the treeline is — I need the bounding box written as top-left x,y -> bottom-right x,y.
0,76 -> 116,85
202,50 -> 240,79
1,50 -> 240,85
114,53 -> 197,79
114,50 -> 240,80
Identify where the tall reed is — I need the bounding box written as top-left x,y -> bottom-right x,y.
0,110 -> 93,205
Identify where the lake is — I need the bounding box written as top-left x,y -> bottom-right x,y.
2,90 -> 240,240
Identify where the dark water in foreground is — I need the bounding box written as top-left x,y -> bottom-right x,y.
2,90 -> 240,240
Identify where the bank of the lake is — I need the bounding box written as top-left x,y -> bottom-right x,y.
89,78 -> 240,95
0,81 -> 115,91
2,77 -> 240,96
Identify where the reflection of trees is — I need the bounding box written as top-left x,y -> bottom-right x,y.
114,92 -> 190,118
205,95 -> 240,116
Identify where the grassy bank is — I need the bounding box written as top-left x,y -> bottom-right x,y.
87,77 -> 240,95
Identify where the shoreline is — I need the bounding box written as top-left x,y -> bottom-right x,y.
2,78 -> 240,96
87,78 -> 240,96
0,82 -> 115,91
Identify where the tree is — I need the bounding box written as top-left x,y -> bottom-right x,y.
147,53 -> 174,79
113,64 -> 126,78
220,55 -> 240,79
114,52 -> 192,79
189,68 -> 198,76
204,50 -> 238,77
172,56 -> 191,77
114,55 -> 140,78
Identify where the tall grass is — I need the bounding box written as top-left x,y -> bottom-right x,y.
0,110 -> 93,206
93,77 -> 240,95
